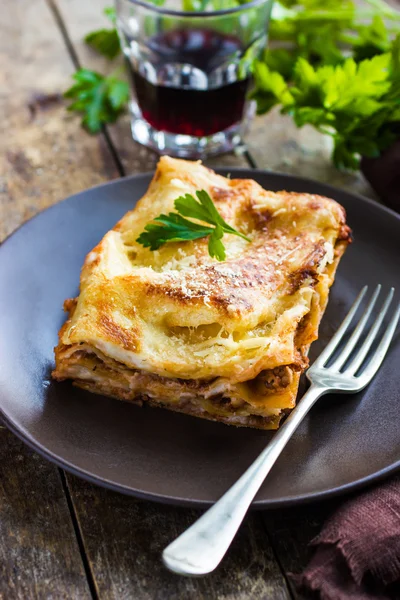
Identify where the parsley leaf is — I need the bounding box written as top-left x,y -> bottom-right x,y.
252,30 -> 400,170
269,0 -> 356,71
84,7 -> 121,59
136,190 -> 250,260
103,6 -> 116,24
268,0 -> 400,84
208,225 -> 226,261
352,15 -> 391,61
136,213 -> 214,250
64,69 -> 129,133
251,62 -> 293,114
174,190 -> 250,241
85,29 -> 121,60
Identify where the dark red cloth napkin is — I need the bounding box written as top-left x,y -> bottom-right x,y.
294,477 -> 400,600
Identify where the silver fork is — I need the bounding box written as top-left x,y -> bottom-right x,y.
162,285 -> 400,577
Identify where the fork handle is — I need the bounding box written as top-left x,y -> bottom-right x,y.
162,384 -> 326,576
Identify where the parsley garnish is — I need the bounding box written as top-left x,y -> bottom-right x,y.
84,30 -> 121,60
84,7 -> 120,60
268,1 -> 399,72
251,36 -> 400,169
136,190 -> 250,261
103,7 -> 117,23
64,69 -> 129,133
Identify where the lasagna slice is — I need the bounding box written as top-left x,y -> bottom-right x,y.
53,156 -> 351,429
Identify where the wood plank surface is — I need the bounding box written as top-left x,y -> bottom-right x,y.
0,0 -> 122,242
48,0 -> 159,176
0,426 -> 91,600
66,474 -> 292,600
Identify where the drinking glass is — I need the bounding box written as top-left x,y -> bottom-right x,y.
115,0 -> 273,158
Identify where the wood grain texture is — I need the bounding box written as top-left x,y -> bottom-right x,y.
0,426 -> 90,600
52,0 -> 249,171
65,474 -> 292,600
0,0 -> 122,242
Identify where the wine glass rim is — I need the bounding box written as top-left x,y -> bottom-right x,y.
121,0 -> 271,18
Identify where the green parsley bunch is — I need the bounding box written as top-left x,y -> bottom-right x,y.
252,0 -> 400,169
252,37 -> 400,169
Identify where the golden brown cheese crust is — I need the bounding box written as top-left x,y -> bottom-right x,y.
53,156 -> 351,429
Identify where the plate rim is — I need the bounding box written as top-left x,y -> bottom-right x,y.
1,168 -> 399,508
2,407 -> 399,509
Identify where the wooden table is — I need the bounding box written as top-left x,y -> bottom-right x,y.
0,2 -> 375,598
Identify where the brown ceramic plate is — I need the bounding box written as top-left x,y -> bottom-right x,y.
0,170 -> 399,508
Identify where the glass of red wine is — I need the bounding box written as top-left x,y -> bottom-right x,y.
116,0 -> 273,158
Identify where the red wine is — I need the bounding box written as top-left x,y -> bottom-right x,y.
133,72 -> 249,136
127,29 -> 249,137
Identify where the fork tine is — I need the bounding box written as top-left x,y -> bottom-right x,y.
346,288 -> 394,375
329,285 -> 381,371
347,288 -> 395,376
356,300 -> 400,385
313,286 -> 368,368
